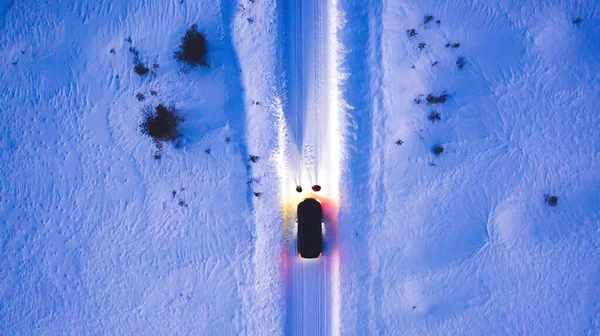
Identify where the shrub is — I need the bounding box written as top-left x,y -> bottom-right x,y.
418,42 -> 426,50
407,29 -> 417,37
573,17 -> 583,25
395,139 -> 404,146
150,63 -> 159,76
174,24 -> 209,68
428,111 -> 441,122
456,57 -> 466,69
424,15 -> 434,24
129,46 -> 150,76
426,93 -> 448,104
134,63 -> 149,76
249,155 -> 259,163
433,145 -> 444,155
140,104 -> 185,148
136,93 -> 145,101
545,195 -> 558,206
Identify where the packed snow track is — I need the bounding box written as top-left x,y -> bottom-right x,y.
276,0 -> 343,335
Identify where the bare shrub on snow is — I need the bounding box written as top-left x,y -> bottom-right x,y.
545,195 -> 558,207
433,145 -> 444,155
426,93 -> 448,104
174,24 -> 209,68
428,111 -> 441,122
129,47 -> 149,76
140,104 -> 185,149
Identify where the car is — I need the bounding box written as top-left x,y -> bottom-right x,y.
297,198 -> 323,258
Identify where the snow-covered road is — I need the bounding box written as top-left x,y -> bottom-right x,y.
276,0 -> 342,335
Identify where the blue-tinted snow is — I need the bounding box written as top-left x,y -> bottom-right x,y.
1,0 -> 599,335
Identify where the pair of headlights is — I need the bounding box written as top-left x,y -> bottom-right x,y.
296,185 -> 322,193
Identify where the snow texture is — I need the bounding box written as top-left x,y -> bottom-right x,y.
1,0 -> 599,335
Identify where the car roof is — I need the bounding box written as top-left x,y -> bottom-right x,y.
297,198 -> 322,223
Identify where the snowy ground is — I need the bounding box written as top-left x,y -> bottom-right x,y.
1,0 -> 599,335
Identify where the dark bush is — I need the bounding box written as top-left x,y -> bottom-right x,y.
136,93 -> 145,101
395,139 -> 404,146
174,24 -> 209,68
427,93 -> 448,104
129,46 -> 150,76
457,57 -> 466,69
424,15 -> 434,24
545,195 -> 558,206
150,63 -> 159,76
428,111 -> 441,122
418,42 -> 426,50
433,145 -> 444,155
407,29 -> 417,37
249,155 -> 259,163
573,17 -> 583,25
140,104 -> 185,148
134,63 -> 149,76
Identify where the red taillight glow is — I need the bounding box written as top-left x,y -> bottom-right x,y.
318,253 -> 322,258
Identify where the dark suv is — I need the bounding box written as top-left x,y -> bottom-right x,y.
297,198 -> 323,258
